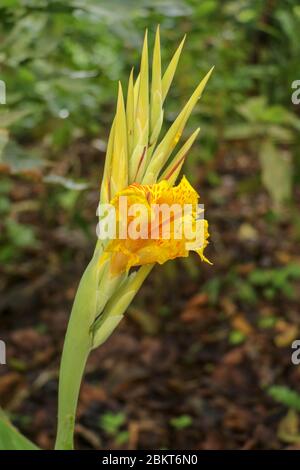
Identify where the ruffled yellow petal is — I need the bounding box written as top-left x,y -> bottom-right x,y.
104,176 -> 210,275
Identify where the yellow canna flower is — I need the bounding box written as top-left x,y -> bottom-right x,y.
56,28 -> 214,451
101,176 -> 210,275
98,27 -> 214,278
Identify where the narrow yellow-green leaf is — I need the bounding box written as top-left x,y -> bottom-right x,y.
100,119 -> 115,203
100,265 -> 153,319
143,67 -> 214,184
126,68 -> 135,158
150,25 -> 163,146
134,30 -> 149,148
130,31 -> 149,182
111,82 -> 128,196
133,73 -> 140,114
91,264 -> 153,349
162,35 -> 186,102
159,127 -> 200,185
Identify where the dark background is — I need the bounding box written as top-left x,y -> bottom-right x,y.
1,0 -> 300,449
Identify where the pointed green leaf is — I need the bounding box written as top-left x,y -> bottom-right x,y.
126,68 -> 135,159
111,82 -> 128,196
159,127 -> 200,185
143,67 -> 214,183
162,35 -> 186,102
150,26 -> 163,147
133,73 -> 140,114
130,31 -> 149,182
100,119 -> 115,203
135,30 -> 149,146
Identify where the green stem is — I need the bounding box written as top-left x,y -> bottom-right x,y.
54,250 -> 153,449
54,257 -> 99,450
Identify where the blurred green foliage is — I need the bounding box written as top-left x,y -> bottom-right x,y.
0,3 -> 300,449
268,386 -> 300,412
99,411 -> 129,444
1,0 -> 300,159
170,414 -> 193,430
1,0 -> 300,260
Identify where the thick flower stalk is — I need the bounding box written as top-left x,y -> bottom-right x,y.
55,27 -> 213,450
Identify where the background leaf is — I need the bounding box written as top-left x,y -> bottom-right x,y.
0,409 -> 39,450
